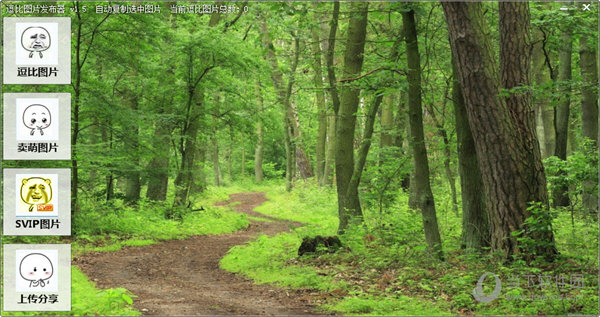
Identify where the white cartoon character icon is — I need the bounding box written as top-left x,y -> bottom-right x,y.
22,104 -> 52,136
19,253 -> 54,287
21,26 -> 51,58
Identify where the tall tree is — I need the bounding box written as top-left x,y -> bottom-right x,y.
335,1 -> 369,233
146,111 -> 173,201
323,1 -> 341,186
531,8 -> 555,158
254,83 -> 265,183
500,1 -> 552,219
124,95 -> 142,203
172,12 -> 220,208
443,2 -> 556,259
311,3 -> 328,186
402,8 -> 443,260
261,21 -> 311,190
453,57 -> 489,251
71,3 -> 110,215
579,27 -> 599,214
380,94 -> 395,149
552,14 -> 573,207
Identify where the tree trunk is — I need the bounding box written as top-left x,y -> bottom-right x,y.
335,1 -> 369,233
290,100 -> 314,179
212,132 -> 221,186
311,6 -> 328,186
326,1 -> 341,115
173,93 -> 202,207
227,146 -> 233,183
323,1 -> 341,186
579,31 -> 599,214
423,84 -> 458,216
342,95 -> 382,228
172,13 -> 220,208
324,110 -> 336,185
254,84 -> 264,182
580,33 -> 599,145
443,2 -> 556,260
553,22 -> 573,207
453,57 -> 489,251
146,116 -> 171,201
124,97 -> 141,203
261,21 -> 308,190
394,92 -> 410,191
531,20 -> 555,158
380,94 -> 395,149
100,122 -> 115,201
403,8 -> 443,260
241,148 -> 246,178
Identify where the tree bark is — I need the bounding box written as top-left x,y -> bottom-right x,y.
403,8 -> 443,260
579,30 -> 598,214
323,1 -> 341,186
452,57 -> 489,251
500,2 -> 553,218
394,92 -> 410,191
335,1 -> 369,233
580,32 -> 599,145
443,2 -> 556,260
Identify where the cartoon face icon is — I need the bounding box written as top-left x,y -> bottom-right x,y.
20,177 -> 53,212
19,253 -> 54,288
22,104 -> 51,136
21,26 -> 51,58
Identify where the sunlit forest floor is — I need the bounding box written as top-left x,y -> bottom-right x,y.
2,179 -> 598,316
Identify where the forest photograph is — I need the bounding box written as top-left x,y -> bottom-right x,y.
1,1 -> 599,316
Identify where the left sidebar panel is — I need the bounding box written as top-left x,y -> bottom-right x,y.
2,4 -> 72,312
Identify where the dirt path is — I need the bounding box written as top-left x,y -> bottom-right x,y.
74,192 -> 321,316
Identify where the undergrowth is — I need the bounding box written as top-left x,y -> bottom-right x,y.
220,179 -> 599,316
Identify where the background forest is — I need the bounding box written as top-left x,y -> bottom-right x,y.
2,1 -> 599,316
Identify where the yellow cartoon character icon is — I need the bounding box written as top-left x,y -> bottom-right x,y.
20,177 -> 53,212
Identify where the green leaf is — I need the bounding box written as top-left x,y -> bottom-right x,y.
121,294 -> 133,305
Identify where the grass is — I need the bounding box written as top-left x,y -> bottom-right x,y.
219,179 -> 599,316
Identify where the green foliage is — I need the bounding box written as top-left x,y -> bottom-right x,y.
219,181 -> 598,316
544,140 -> 599,211
73,197 -> 248,243
510,202 -> 556,259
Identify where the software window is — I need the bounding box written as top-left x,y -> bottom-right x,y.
1,1 -> 598,316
